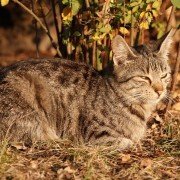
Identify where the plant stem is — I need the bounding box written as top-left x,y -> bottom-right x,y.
57,1 -> 68,58
51,0 -> 61,57
31,0 -> 39,58
13,0 -> 62,57
85,0 -> 90,8
165,42 -> 180,117
130,13 -> 134,46
92,41 -> 97,69
140,29 -> 144,44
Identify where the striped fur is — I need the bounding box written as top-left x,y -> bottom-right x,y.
0,30 -> 174,150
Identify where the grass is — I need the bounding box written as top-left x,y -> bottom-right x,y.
0,112 -> 179,179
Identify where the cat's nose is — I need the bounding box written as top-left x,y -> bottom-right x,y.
152,83 -> 163,96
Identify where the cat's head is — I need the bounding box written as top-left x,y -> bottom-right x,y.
111,29 -> 175,106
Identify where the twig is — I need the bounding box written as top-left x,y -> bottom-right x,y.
12,0 -> 62,57
39,2 -> 50,34
140,29 -> 144,44
31,0 -> 39,58
165,42 -> 180,117
92,41 -> 97,69
130,12 -> 135,46
57,1 -> 68,58
166,6 -> 176,32
51,0 -> 61,57
123,0 -> 126,39
85,0 -> 90,8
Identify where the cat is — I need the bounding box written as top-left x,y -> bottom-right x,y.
0,29 -> 175,150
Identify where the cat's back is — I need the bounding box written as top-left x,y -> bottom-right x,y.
0,58 -> 102,130
0,58 -> 101,90
0,58 -> 95,80
0,58 -> 101,116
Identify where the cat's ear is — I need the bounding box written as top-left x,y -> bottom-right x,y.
112,35 -> 137,66
156,28 -> 176,60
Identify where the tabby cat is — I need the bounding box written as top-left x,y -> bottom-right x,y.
0,30 -> 175,150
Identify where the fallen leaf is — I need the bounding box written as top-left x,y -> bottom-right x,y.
140,158 -> 152,168
172,102 -> 180,111
11,142 -> 27,151
30,161 -> 38,169
121,154 -> 131,163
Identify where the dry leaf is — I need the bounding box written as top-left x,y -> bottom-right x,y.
121,154 -> 131,163
11,142 -> 27,151
151,124 -> 157,129
140,158 -> 152,168
30,161 -> 38,169
62,7 -> 72,21
172,102 -> 180,111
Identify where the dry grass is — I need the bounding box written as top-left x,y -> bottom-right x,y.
0,111 -> 179,180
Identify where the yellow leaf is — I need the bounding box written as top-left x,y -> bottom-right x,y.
130,2 -> 139,7
92,32 -> 100,41
62,7 -> 72,21
99,33 -> 107,39
145,12 -> 153,23
1,0 -> 9,6
152,0 -> 162,10
152,9 -> 158,18
132,6 -> 139,13
140,21 -> 149,29
140,12 -> 145,19
119,27 -> 129,35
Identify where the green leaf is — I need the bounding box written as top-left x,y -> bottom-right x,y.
62,0 -> 69,4
152,0 -> 162,10
152,9 -> 158,17
73,31 -> 81,36
132,5 -> 139,13
146,0 -> 155,3
99,24 -> 111,33
71,0 -> 82,16
171,0 -> 180,8
130,2 -> 139,7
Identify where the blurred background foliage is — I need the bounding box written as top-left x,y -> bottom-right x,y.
0,0 -> 179,70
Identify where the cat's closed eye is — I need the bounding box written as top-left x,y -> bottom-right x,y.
161,73 -> 168,79
134,76 -> 151,84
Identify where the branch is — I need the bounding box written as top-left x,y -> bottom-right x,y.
57,1 -> 68,58
51,0 -> 61,56
165,42 -> 180,116
130,13 -> 135,46
85,0 -> 90,8
92,41 -> 97,69
30,0 -> 39,58
12,0 -> 62,57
